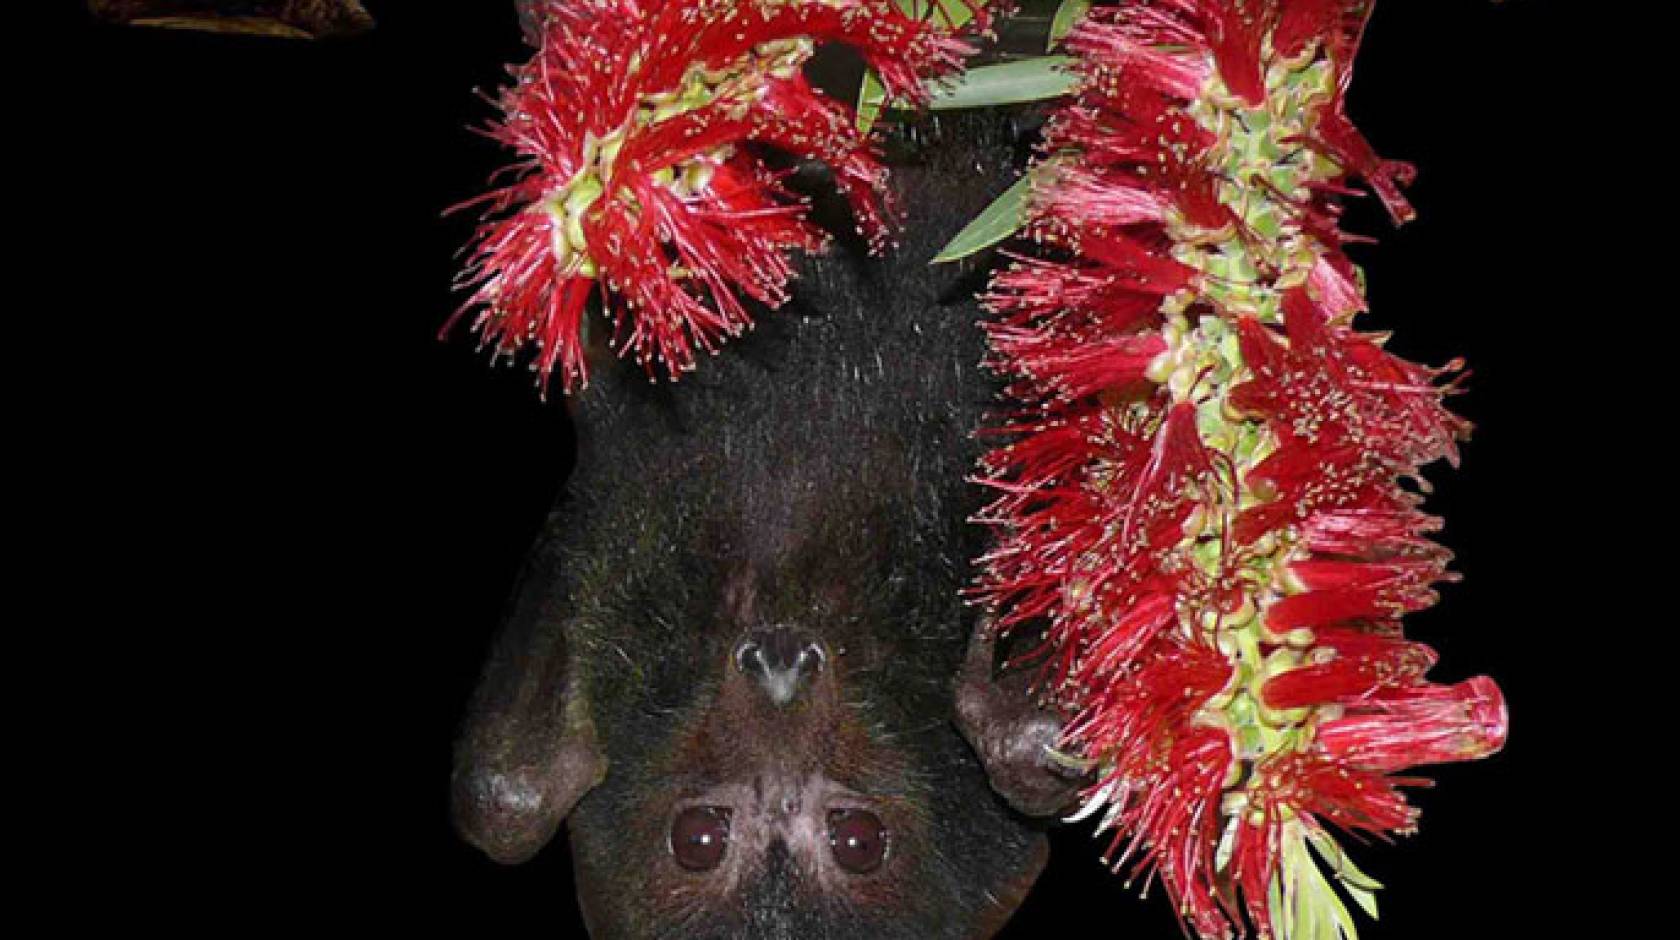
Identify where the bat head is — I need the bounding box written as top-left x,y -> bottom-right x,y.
563,544 -> 1051,939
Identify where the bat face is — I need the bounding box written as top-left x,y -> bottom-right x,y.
551,426 -> 1053,938
562,520 -> 1050,939
451,109 -> 1081,937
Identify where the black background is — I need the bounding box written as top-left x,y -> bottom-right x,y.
41,1 -> 1591,934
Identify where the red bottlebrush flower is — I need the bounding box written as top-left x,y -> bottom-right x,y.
449,0 -> 977,394
975,400 -> 1216,687
1303,92 -> 1420,224
1065,9 -> 1211,101
1259,630 -> 1438,710
1076,722 -> 1235,940
1038,166 -> 1174,228
987,330 -> 1167,401
1247,749 -> 1421,843
1265,555 -> 1452,631
971,2 -> 1506,938
1296,506 -> 1445,556
984,251 -> 1168,339
1317,675 -> 1509,772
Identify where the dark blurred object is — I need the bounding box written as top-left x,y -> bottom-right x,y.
88,0 -> 373,38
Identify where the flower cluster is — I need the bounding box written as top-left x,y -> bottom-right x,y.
452,0 -> 978,394
972,3 -> 1506,937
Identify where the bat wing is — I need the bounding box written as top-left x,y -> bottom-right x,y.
452,536 -> 606,865
89,1 -> 374,39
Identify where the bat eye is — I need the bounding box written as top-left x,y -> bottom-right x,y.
670,806 -> 731,871
827,808 -> 888,873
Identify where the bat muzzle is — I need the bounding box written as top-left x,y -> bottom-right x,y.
734,626 -> 827,706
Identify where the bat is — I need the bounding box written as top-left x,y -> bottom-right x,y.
449,100 -> 1089,937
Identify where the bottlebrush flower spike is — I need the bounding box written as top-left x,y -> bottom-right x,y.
451,0 -> 981,394
972,2 -> 1507,938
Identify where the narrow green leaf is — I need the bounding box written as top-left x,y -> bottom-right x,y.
931,169 -> 1037,263
858,0 -> 988,131
856,70 -> 888,134
925,57 -> 1078,110
1303,826 -> 1382,923
1270,865 -> 1292,940
1048,0 -> 1091,49
1343,883 -> 1380,922
900,0 -> 987,29
859,13 -> 1063,129
1285,830 -> 1361,940
1305,827 -> 1385,894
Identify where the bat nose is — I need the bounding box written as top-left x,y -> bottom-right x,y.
734,626 -> 826,705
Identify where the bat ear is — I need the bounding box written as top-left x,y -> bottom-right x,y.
953,619 -> 1090,818
452,562 -> 607,864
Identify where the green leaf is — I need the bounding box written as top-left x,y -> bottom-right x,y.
855,0 -> 999,131
925,57 -> 1078,110
930,169 -> 1038,263
1343,883 -> 1380,922
856,70 -> 888,134
904,0 -> 985,29
1048,0 -> 1091,49
1305,827 -> 1385,894
1282,828 -> 1361,940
